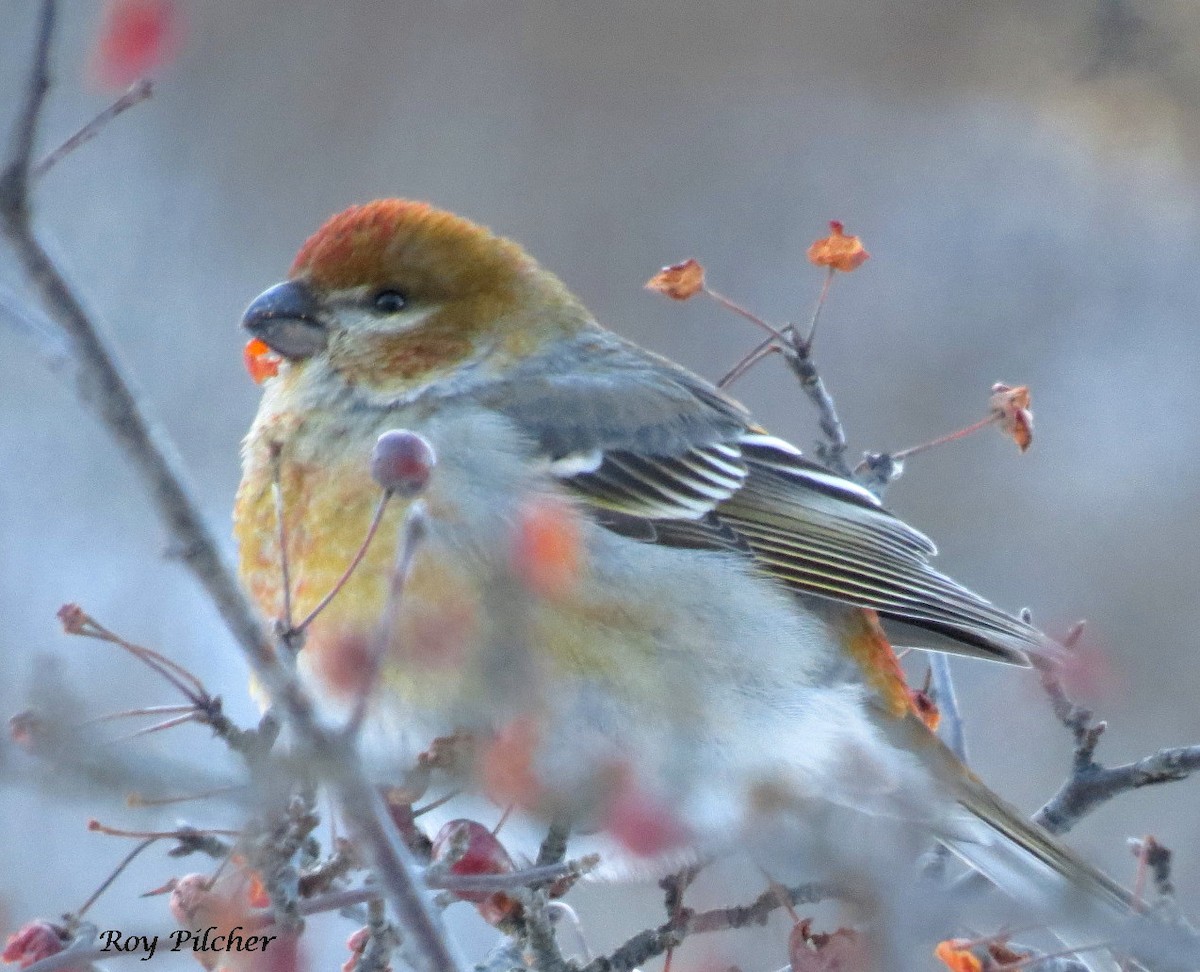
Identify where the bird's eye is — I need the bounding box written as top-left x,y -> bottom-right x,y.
371,289 -> 408,314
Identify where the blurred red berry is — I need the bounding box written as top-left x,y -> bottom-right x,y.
90,0 -> 184,89
511,497 -> 581,598
431,819 -> 520,925
430,819 -> 514,901
370,430 -> 436,497
601,777 -> 687,858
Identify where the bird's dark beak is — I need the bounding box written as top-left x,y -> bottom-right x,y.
242,280 -> 328,360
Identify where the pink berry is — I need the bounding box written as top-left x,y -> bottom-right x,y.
370,430 -> 436,497
3,921 -> 68,969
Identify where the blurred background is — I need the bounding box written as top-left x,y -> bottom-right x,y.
3,1 -> 1200,969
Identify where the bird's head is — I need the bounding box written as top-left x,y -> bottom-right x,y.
242,200 -> 588,398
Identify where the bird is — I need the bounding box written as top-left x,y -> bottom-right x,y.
233,199 -> 1177,969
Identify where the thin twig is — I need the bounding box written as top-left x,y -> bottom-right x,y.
801,266 -> 834,346
355,898 -> 400,972
75,837 -> 159,918
0,285 -> 69,368
126,783 -> 246,807
343,503 -> 428,738
33,79 -> 153,179
83,703 -> 199,724
117,711 -> 202,739
889,414 -> 998,462
294,491 -> 392,633
305,732 -> 466,972
702,284 -> 790,342
59,606 -> 208,702
89,820 -> 243,840
431,857 -> 599,894
522,891 -> 570,972
2,0 -> 54,202
1035,740 -> 1200,836
535,819 -> 571,868
717,335 -> 781,389
1028,620 -> 1200,835
270,443 -> 295,634
412,789 -> 461,819
0,5 -> 278,687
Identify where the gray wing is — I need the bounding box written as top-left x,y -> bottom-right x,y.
479,328 -> 1051,665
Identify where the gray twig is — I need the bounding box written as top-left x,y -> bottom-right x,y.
578,882 -> 836,972
929,654 -> 968,763
521,891 -> 570,972
780,330 -> 851,477
1031,632 -> 1200,835
33,79 -> 153,179
1035,736 -> 1200,837
0,284 -> 69,368
535,819 -> 571,868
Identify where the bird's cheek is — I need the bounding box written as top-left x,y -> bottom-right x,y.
328,332 -> 475,388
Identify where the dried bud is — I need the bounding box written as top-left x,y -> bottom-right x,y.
370,430 -> 436,497
935,937 -> 1030,972
789,921 -> 871,972
645,259 -> 705,300
910,687 -> 940,732
342,928 -> 370,972
988,383 -> 1033,453
56,603 -> 88,634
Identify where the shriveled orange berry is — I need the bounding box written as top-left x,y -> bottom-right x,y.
807,220 -> 869,272
645,259 -> 706,300
243,337 -> 281,384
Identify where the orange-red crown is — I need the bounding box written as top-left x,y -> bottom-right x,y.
289,199 -> 532,299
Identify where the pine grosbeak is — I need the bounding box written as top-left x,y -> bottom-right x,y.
235,200 -> 1157,969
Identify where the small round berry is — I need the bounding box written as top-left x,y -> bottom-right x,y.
370,430 -> 436,497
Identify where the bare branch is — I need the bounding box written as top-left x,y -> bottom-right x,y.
1025,623 -> 1200,835
1036,739 -> 1200,837
779,330 -> 851,477
0,6 -> 277,688
578,881 -> 836,972
0,12 -> 464,972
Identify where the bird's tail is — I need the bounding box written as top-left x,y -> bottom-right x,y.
887,712 -> 1199,972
